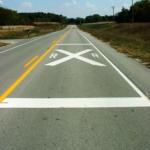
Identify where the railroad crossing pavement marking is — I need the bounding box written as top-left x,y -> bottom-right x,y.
91,53 -> 99,58
45,49 -> 106,67
49,53 -> 58,59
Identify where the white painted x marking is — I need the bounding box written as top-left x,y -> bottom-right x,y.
46,49 -> 106,67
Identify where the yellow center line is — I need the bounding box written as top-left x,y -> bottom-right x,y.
0,31 -> 69,102
24,55 -> 39,68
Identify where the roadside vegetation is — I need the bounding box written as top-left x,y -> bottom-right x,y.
0,7 -> 66,45
80,23 -> 150,66
0,42 -> 7,47
0,7 -> 67,25
79,0 -> 150,67
0,0 -> 150,66
67,0 -> 150,24
0,23 -> 65,39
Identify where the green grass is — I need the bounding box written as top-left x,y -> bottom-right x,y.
80,23 -> 150,66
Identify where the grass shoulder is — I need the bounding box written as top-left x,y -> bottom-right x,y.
0,42 -> 7,47
79,23 -> 150,67
0,23 -> 66,46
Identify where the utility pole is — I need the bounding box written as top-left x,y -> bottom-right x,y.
112,6 -> 115,21
131,0 -> 134,23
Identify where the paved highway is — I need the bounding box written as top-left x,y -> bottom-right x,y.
0,26 -> 150,149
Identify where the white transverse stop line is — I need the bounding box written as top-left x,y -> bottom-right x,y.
45,49 -> 106,67
1,97 -> 150,108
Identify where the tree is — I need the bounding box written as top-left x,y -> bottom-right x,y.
0,7 -> 20,25
132,0 -> 150,22
85,14 -> 103,23
116,0 -> 150,23
75,17 -> 84,24
0,7 -> 67,25
116,8 -> 130,23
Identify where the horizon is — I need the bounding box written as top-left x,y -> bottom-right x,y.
0,0 -> 141,18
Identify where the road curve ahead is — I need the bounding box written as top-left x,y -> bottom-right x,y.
0,25 -> 150,150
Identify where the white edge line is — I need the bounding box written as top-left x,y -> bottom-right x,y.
0,29 -> 67,54
57,43 -> 92,46
77,30 -> 148,100
0,38 -> 42,54
1,98 -> 150,108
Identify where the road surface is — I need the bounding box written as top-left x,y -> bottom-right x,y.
0,25 -> 150,149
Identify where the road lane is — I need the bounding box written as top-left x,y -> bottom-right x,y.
0,26 -> 150,150
0,27 -> 142,98
80,28 -> 150,98
0,28 -> 69,96
0,108 -> 150,150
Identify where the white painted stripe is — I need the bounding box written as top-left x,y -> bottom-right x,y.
91,53 -> 99,58
46,49 -> 92,66
49,53 -> 58,59
0,39 -> 39,54
46,49 -> 106,67
0,98 -> 150,108
57,43 -> 92,46
0,30 -> 65,54
77,30 -> 148,99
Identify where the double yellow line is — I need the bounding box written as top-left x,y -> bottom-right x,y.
0,31 -> 69,102
24,56 -> 39,68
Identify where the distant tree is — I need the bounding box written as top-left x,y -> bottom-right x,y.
66,14 -> 114,25
116,0 -> 150,23
132,0 -> 150,22
0,7 -> 20,25
116,8 -> 130,23
75,17 -> 85,24
1,0 -> 150,26
102,15 -> 114,21
85,14 -> 103,23
67,18 -> 76,24
0,7 -> 67,25
19,12 -> 67,24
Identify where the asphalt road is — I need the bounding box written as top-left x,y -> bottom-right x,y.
0,25 -> 150,150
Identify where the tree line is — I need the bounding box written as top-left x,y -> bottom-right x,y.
0,0 -> 150,25
67,15 -> 113,24
68,0 -> 150,24
0,7 -> 67,25
116,0 -> 150,22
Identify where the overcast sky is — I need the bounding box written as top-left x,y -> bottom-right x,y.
0,0 -> 140,18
